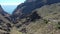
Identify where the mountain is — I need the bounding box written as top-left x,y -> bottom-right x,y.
14,3 -> 60,34
0,0 -> 60,34
12,0 -> 60,23
11,0 -> 60,34
0,5 -> 11,21
0,5 -> 13,34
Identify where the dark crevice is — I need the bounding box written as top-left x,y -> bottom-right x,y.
27,11 -> 41,22
20,28 -> 27,33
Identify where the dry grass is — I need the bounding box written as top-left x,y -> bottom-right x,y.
10,27 -> 22,34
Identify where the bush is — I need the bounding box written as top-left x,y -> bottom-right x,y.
44,19 -> 49,24
58,22 -> 60,25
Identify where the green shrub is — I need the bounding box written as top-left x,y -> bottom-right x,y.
57,22 -> 60,29
44,19 -> 49,24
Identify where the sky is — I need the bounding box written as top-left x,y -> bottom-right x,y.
0,0 -> 25,5
0,0 -> 25,14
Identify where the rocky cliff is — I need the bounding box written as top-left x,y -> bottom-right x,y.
0,5 -> 13,34
12,0 -> 60,22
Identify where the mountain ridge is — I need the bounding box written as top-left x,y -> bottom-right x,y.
12,0 -> 60,23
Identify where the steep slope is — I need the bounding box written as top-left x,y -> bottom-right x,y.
0,0 -> 60,34
11,0 -> 60,34
0,5 -> 13,34
12,0 -> 60,24
0,5 -> 11,22
16,3 -> 60,34
13,0 -> 60,15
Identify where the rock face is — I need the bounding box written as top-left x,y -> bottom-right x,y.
0,0 -> 60,34
12,0 -> 60,20
0,5 -> 11,21
0,5 -> 9,16
0,5 -> 13,34
15,3 -> 60,34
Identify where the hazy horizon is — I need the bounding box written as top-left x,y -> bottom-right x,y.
1,5 -> 18,14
